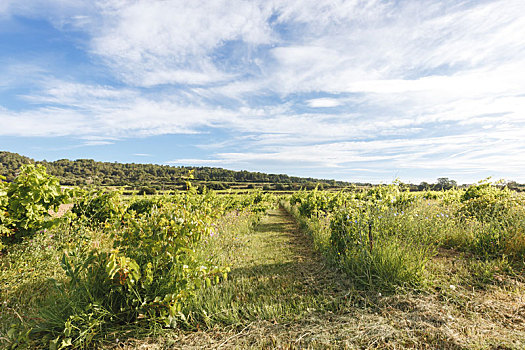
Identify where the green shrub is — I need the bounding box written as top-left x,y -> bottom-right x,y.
455,180 -> 525,258
329,208 -> 363,254
137,186 -> 156,195
0,179 -> 10,241
1,164 -> 69,245
126,197 -> 163,216
36,198 -> 228,348
459,180 -> 513,222
72,189 -> 122,225
329,206 -> 430,291
363,182 -> 414,208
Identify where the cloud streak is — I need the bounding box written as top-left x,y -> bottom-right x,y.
1,0 -> 525,182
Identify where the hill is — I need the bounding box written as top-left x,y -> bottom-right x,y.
0,151 -> 351,190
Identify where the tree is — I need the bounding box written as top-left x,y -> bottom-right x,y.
418,182 -> 430,191
436,178 -> 457,190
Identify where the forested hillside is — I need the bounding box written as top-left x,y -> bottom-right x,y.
0,151 -> 348,189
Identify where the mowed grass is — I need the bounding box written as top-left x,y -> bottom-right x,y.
119,207 -> 525,349
120,207 -> 353,349
3,206 -> 525,349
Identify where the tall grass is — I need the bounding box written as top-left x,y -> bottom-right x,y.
285,185 -> 525,293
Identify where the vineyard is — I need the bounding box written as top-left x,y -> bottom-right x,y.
1,166 -> 525,348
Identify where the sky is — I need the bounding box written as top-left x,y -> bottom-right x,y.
1,0 -> 525,184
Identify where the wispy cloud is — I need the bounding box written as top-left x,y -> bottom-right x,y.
1,0 -> 525,182
306,98 -> 343,108
90,0 -> 274,86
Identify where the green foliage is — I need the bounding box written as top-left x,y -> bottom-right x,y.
137,186 -> 156,195
329,205 -> 430,291
72,189 -> 123,225
290,187 -> 336,218
454,180 -> 525,258
340,236 -> 429,291
35,192 -> 237,348
1,164 -> 68,245
441,188 -> 463,204
422,190 -> 440,200
221,191 -> 274,214
0,151 -> 34,181
361,182 -> 414,208
0,178 -> 10,241
126,197 -> 163,216
288,180 -> 525,292
459,179 -> 514,222
0,186 -> 268,348
1,151 -> 347,189
436,177 -> 457,190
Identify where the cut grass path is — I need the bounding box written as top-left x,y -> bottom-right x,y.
122,207 -> 357,349
175,206 -> 355,348
120,207 -> 525,349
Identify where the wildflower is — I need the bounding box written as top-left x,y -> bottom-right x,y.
401,211 -> 404,215
449,284 -> 456,290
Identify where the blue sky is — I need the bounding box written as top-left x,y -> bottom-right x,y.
1,0 -> 525,184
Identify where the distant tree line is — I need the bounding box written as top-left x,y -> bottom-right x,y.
0,151 -> 348,189
2,151 -> 523,192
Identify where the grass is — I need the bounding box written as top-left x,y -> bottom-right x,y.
116,207 -> 354,348
117,206 -> 525,349
182,207 -> 352,328
2,202 -> 525,348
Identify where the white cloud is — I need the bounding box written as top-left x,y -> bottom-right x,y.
1,80 -> 237,138
0,108 -> 93,137
83,140 -> 114,146
90,0 -> 274,86
173,128 -> 525,182
306,98 -> 343,108
3,0 -> 525,182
